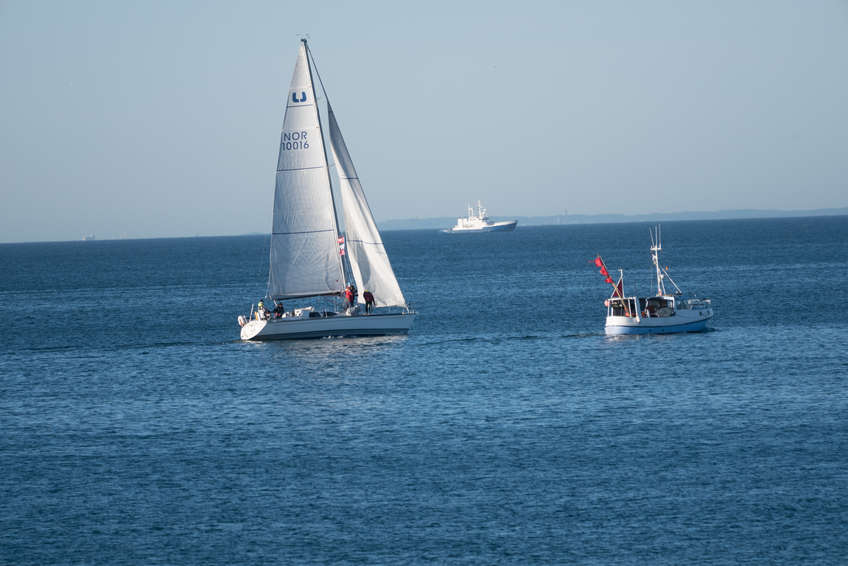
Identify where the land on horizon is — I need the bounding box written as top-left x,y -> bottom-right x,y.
4,206 -> 846,244
378,206 -> 848,232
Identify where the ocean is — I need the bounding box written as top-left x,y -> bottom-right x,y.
1,217 -> 847,564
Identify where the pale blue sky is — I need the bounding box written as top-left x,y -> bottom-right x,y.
1,0 -> 846,242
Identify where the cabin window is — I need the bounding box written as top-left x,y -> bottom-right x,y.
609,299 -> 637,317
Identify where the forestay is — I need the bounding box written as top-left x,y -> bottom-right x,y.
267,44 -> 345,299
328,107 -> 406,307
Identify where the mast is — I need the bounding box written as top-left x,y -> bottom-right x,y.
303,39 -> 348,287
651,225 -> 665,296
652,225 -> 683,296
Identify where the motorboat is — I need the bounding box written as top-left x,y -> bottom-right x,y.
594,226 -> 713,335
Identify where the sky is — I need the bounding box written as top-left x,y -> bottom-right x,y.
1,0 -> 846,242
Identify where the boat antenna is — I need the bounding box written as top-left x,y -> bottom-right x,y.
650,225 -> 683,295
650,225 -> 665,296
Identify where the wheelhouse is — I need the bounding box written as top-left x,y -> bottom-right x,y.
607,297 -> 638,317
607,295 -> 680,319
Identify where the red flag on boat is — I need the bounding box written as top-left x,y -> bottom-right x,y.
594,255 -> 624,298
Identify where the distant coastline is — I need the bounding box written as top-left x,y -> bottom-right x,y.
2,207 -> 846,244
378,207 -> 848,231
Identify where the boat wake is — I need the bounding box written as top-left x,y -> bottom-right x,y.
418,332 -> 601,347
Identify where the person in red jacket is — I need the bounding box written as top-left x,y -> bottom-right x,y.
344,285 -> 354,310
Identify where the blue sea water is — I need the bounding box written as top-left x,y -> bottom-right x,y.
1,217 -> 847,564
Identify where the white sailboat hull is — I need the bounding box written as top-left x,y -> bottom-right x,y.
241,312 -> 415,341
605,308 -> 713,336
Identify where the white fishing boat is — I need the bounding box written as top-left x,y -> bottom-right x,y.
239,40 -> 415,341
594,226 -> 713,336
442,201 -> 517,233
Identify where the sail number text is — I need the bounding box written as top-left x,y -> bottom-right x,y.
282,130 -> 309,150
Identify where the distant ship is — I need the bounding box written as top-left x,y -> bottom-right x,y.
442,201 -> 517,233
82,234 -> 96,241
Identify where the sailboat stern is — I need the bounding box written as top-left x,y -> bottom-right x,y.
240,318 -> 269,341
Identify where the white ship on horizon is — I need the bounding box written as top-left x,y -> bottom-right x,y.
442,201 -> 517,233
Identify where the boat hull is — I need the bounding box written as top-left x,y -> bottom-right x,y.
241,312 -> 415,341
605,311 -> 712,336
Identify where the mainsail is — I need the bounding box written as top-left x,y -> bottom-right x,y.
328,107 -> 406,307
267,42 -> 345,299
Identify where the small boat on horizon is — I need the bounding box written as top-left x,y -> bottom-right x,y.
238,40 -> 415,341
442,201 -> 517,233
594,226 -> 713,336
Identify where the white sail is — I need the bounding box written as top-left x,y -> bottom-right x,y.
267,43 -> 345,299
328,107 -> 406,307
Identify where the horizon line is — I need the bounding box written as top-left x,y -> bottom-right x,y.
2,206 -> 846,245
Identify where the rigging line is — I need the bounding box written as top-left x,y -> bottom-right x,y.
308,46 -> 331,107
308,45 -> 376,214
311,64 -> 388,260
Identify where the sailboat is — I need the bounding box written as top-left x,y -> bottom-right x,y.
594,226 -> 713,335
239,40 -> 415,341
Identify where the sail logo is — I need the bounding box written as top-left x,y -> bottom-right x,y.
291,91 -> 307,104
282,130 -> 309,150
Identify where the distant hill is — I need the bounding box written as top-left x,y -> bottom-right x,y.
378,207 -> 848,231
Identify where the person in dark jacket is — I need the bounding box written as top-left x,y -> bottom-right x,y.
363,290 -> 375,313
